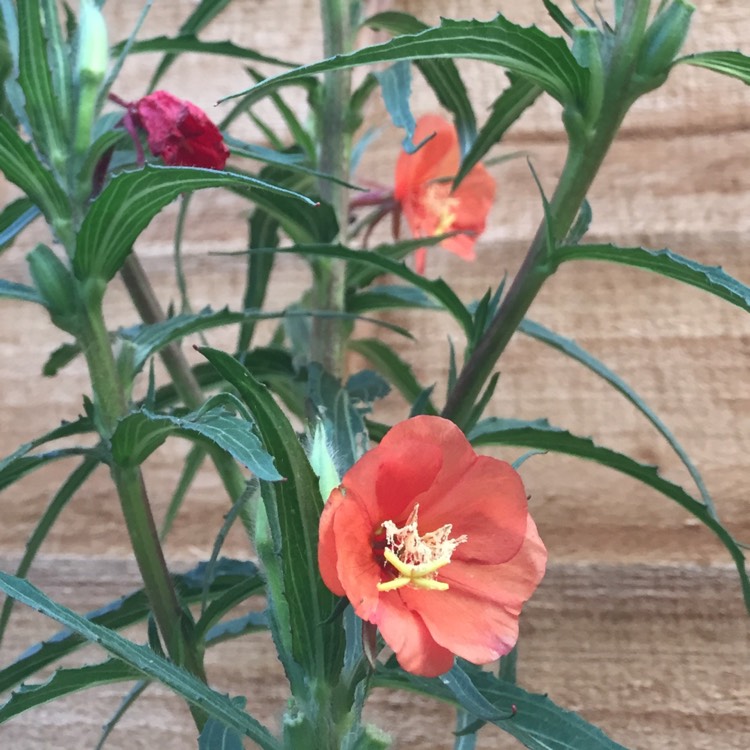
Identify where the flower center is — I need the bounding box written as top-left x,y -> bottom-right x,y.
421,182 -> 458,236
375,505 -> 467,592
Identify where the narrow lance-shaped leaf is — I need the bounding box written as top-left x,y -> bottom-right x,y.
0,659 -> 140,723
0,279 -> 43,304
110,35 -> 298,75
0,558 -> 263,694
111,406 -> 282,481
264,243 -> 474,337
553,243 -> 750,314
375,659 -> 627,750
0,117 -> 70,223
468,417 -> 750,612
454,75 -> 541,188
676,50 -> 750,86
0,197 -> 40,250
15,0 -> 67,162
518,318 -> 717,517
220,15 -> 589,110
0,573 -> 280,749
366,11 -> 477,155
0,457 -> 99,646
348,338 -> 437,415
198,347 -> 344,684
73,164 -> 316,282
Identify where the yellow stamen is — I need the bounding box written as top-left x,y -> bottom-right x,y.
376,505 -> 466,593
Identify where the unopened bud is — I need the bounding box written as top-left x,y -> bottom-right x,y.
74,0 -> 108,154
27,244 -> 81,333
76,0 -> 108,86
637,0 -> 695,81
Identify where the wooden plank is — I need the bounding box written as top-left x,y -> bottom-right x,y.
0,556 -> 746,749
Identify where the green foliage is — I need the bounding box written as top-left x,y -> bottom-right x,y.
677,49 -> 750,84
553,243 -> 750,313
223,15 -> 590,110
0,572 -> 280,748
111,403 -> 282,481
1,0 -> 748,745
375,660 -> 627,750
199,347 -> 344,687
365,12 -> 477,154
73,165 -> 315,283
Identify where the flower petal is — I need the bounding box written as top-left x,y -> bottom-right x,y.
330,488 -> 383,621
403,516 -> 547,665
374,593 -> 455,677
419,454 -> 529,566
394,115 -> 459,200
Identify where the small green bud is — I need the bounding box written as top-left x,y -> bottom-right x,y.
27,244 -> 81,333
76,0 -> 108,86
74,0 -> 108,154
308,421 -> 341,500
637,0 -> 695,81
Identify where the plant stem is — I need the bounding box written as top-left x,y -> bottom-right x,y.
78,284 -> 207,729
119,255 -> 249,508
442,0 -> 652,427
311,0 -> 360,376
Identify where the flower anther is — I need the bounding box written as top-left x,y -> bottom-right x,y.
376,505 -> 466,592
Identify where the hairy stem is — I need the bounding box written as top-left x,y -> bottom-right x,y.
78,284 -> 207,729
311,0 -> 360,376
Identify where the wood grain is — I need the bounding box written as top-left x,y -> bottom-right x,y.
1,0 -> 749,747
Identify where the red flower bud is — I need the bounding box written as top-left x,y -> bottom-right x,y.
130,90 -> 229,170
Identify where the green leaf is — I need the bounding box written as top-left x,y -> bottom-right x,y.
73,165 -> 315,282
199,699 -> 247,750
0,572 -> 280,749
0,117 -> 69,223
268,243 -> 473,337
348,338 -> 437,414
346,235 -> 451,290
469,417 -> 750,611
307,363 -> 369,473
375,659 -> 627,750
0,559 -> 263,694
347,284 -> 439,314
0,278 -> 43,304
227,166 -> 337,245
454,75 -> 541,187
223,16 -> 588,111
95,681 -> 150,750
0,658 -> 140,723
542,0 -> 574,36
14,0 -> 67,164
365,11 -> 477,155
0,418 -> 96,491
519,318 -> 716,517
374,60 -> 419,152
0,457 -> 98,647
42,341 -> 81,376
245,67 -> 319,160
0,197 -> 40,249
198,347 -> 344,685
115,34 -> 297,73
111,405 -> 282,481
238,204 -> 279,352
554,243 -> 750,313
676,50 -> 750,85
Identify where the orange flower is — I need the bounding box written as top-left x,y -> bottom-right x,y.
394,115 -> 496,274
318,416 -> 546,677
